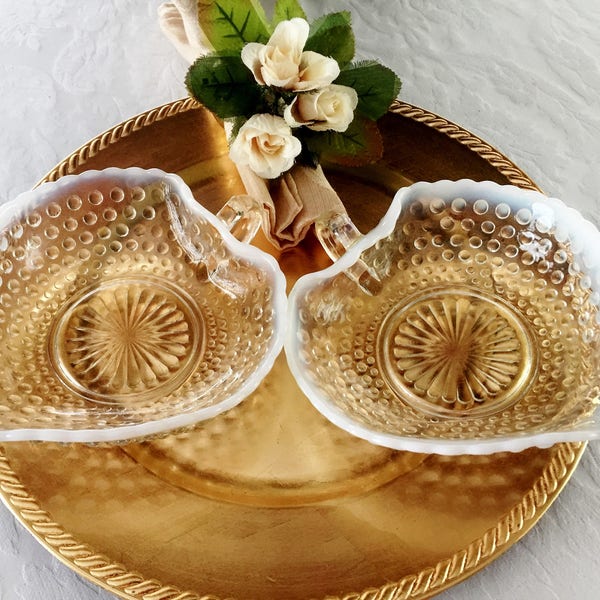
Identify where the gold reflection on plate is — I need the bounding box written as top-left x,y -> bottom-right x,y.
124,353 -> 428,508
0,99 -> 586,600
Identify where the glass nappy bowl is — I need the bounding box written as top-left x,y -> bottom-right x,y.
286,179 -> 600,454
0,167 -> 286,442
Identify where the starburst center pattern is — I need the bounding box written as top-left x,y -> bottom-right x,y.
378,288 -> 535,416
49,278 -> 203,403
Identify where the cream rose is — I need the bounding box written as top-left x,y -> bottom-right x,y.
241,18 -> 340,91
229,114 -> 302,179
284,84 -> 359,132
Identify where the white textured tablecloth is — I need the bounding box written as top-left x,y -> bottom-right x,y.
0,1 -> 599,598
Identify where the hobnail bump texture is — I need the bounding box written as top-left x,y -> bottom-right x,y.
0,168 -> 286,442
287,180 -> 600,454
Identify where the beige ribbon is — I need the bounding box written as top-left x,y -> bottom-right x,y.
158,1 -> 347,250
236,163 -> 346,250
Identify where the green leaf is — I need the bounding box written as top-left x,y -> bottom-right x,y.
197,0 -> 272,51
304,11 -> 355,67
185,54 -> 262,119
335,60 -> 401,120
303,116 -> 383,167
272,0 -> 306,25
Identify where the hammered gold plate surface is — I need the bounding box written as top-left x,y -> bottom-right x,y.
0,99 -> 585,600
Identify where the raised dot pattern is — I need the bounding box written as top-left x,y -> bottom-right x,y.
297,195 -> 600,440
0,181 -> 276,431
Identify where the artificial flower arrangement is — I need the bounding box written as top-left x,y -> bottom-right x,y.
185,0 -> 400,179
158,0 -> 401,248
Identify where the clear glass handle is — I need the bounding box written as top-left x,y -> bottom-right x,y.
165,188 -> 264,292
315,211 -> 382,295
216,195 -> 263,243
157,181 -> 262,246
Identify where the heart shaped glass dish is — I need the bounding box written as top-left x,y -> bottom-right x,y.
0,168 -> 286,442
286,179 -> 600,454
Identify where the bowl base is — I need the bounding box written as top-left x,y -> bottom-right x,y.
378,286 -> 536,419
48,275 -> 204,405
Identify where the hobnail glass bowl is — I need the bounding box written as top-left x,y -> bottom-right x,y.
0,167 -> 286,442
286,179 -> 600,454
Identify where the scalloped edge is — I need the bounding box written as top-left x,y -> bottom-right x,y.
0,167 -> 287,443
286,179 -> 600,455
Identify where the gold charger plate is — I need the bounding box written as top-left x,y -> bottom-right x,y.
0,99 -> 585,600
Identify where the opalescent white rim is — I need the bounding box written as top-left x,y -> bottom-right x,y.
0,167 -> 287,443
285,179 -> 600,455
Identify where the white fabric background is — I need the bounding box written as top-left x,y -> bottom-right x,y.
0,1 -> 599,598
